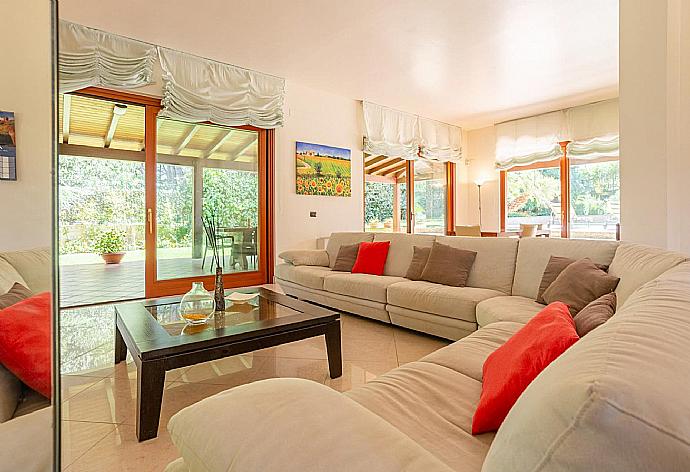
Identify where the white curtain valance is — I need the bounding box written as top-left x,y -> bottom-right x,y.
495,110 -> 566,170
363,102 -> 420,160
566,99 -> 619,160
58,20 -> 156,94
418,117 -> 463,162
158,48 -> 285,129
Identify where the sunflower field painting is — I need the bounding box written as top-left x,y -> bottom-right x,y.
296,141 -> 351,197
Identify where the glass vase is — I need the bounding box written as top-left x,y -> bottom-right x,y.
179,282 -> 215,325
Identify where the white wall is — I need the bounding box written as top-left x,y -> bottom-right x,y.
275,81 -> 364,253
457,126 -> 501,232
0,3 -> 53,251
620,0 -> 690,253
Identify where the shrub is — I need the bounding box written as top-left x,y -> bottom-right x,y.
94,230 -> 126,254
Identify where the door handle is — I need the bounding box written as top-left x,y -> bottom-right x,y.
147,208 -> 153,234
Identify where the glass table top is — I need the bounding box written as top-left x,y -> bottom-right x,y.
145,293 -> 302,337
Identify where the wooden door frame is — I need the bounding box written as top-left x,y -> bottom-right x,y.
445,162 -> 456,235
63,87 -> 275,298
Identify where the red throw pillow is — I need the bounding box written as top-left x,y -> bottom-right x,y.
472,302 -> 579,434
0,292 -> 52,398
351,241 -> 391,276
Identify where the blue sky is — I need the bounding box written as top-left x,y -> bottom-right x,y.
0,111 -> 14,120
296,141 -> 350,160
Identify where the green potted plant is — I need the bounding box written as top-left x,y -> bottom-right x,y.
94,230 -> 126,264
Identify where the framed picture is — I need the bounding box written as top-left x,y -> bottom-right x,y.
296,141 -> 351,197
0,111 -> 17,181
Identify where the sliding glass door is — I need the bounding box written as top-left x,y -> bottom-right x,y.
146,111 -> 270,297
412,160 -> 447,235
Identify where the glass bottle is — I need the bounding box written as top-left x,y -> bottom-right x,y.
179,282 -> 215,325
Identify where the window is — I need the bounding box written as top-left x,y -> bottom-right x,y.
413,160 -> 447,235
364,157 -> 453,235
505,164 -> 562,237
568,159 -> 620,240
502,147 -> 620,240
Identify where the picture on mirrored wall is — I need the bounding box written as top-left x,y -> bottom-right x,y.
296,141 -> 351,197
0,111 -> 17,181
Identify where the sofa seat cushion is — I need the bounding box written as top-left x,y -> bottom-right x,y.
168,378 -> 453,472
346,361 -> 493,471
420,321 -> 523,381
274,263 -> 337,290
387,281 -> 504,323
475,296 -> 545,327
323,273 -> 407,304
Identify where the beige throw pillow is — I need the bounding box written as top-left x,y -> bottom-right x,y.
420,242 -> 477,287
332,243 -> 360,272
405,246 -> 431,281
278,250 -> 329,267
542,258 -> 620,315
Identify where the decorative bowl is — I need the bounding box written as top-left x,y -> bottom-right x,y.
225,292 -> 259,304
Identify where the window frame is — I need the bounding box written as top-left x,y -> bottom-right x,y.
500,141 -> 620,240
363,156 -> 455,236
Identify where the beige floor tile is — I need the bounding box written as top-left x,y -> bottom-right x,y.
393,328 -> 450,365
61,375 -> 104,401
64,425 -> 179,472
324,359 -> 398,392
174,353 -> 267,385
61,420 -> 117,469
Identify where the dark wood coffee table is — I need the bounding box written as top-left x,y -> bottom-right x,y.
114,287 -> 341,441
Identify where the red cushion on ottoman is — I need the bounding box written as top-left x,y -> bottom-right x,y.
472,302 -> 579,434
0,292 -> 52,398
351,241 -> 391,276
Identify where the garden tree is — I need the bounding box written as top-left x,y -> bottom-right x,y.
506,167 -> 560,217
364,182 -> 394,225
202,168 -> 258,227
570,161 -> 620,216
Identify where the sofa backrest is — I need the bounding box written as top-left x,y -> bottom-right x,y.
436,236 -> 519,294
0,248 -> 52,294
373,233 -> 436,277
325,232 -> 374,268
608,242 -> 688,307
511,238 -> 619,299
0,258 -> 27,295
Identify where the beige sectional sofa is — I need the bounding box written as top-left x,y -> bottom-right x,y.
165,234 -> 690,471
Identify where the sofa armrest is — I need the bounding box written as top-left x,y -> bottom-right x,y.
167,378 -> 452,472
278,249 -> 329,267
0,407 -> 52,471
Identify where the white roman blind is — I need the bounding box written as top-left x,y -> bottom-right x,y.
418,117 -> 463,162
363,102 -> 420,160
566,99 -> 619,160
495,110 -> 566,170
58,20 -> 157,94
158,48 -> 285,129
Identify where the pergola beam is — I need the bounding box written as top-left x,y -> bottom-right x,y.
230,136 -> 258,161
377,161 -> 407,176
62,94 -> 72,144
370,158 -> 405,175
365,156 -> 397,174
364,155 -> 389,167
104,104 -> 127,148
203,129 -> 233,159
173,124 -> 201,155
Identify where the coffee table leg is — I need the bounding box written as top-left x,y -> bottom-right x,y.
114,323 -> 127,364
136,359 -> 165,441
325,320 -> 342,379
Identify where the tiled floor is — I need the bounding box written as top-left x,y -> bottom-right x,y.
59,258 -> 257,308
59,286 -> 449,471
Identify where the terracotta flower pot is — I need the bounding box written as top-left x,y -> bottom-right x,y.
101,252 -> 125,264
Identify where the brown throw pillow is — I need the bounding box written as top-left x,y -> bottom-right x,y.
537,256 -> 610,304
542,258 -> 620,316
0,283 -> 32,310
536,256 -> 576,304
573,292 -> 617,337
332,243 -> 360,272
420,242 -> 477,287
405,246 -> 431,280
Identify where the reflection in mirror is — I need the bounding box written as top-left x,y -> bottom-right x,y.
0,2 -> 57,471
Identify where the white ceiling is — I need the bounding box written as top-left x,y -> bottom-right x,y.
59,0 -> 619,129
